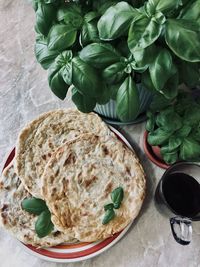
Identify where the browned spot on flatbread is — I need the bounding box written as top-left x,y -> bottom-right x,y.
102,145 -> 109,155
124,177 -> 130,182
63,153 -> 76,166
55,169 -> 59,176
126,166 -> 131,175
104,182 -> 113,197
62,179 -> 69,193
42,154 -> 46,160
1,204 -> 8,212
83,176 -> 98,188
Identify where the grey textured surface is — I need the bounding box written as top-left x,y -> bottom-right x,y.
0,1 -> 200,267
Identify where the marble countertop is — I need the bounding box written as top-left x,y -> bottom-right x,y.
0,1 -> 200,267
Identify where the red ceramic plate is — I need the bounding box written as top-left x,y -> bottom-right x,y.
2,126 -> 135,263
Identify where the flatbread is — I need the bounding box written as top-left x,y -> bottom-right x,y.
15,109 -> 112,198
42,134 -> 146,242
0,163 -> 75,248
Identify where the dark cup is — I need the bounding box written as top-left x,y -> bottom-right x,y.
154,162 -> 200,245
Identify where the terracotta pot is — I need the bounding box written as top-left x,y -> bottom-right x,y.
143,131 -> 170,169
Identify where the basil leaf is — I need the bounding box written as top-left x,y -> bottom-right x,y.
179,0 -> 200,24
102,208 -> 115,225
57,4 -> 82,29
128,13 -> 163,53
111,187 -> 124,209
180,138 -> 200,161
176,125 -> 191,138
133,44 -> 158,68
22,198 -> 48,215
168,136 -> 182,151
98,2 -> 139,40
104,203 -> 114,211
93,0 -> 118,15
145,0 -> 182,15
141,71 -> 157,93
35,3 -> 55,36
148,128 -> 172,146
156,109 -> 182,132
35,210 -> 54,238
116,76 -> 140,122
48,51 -> 72,100
80,12 -> 100,47
149,94 -> 171,112
48,24 -> 77,51
149,48 -> 177,92
71,87 -> 96,113
146,116 -> 156,132
79,43 -> 121,69
183,105 -> 200,126
72,56 -> 101,98
177,61 -> 200,87
96,84 -> 113,105
165,19 -> 200,62
102,62 -> 127,84
163,151 -> 178,164
35,37 -> 59,70
159,72 -> 178,100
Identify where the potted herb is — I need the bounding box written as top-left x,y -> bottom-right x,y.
32,0 -> 200,123
144,92 -> 200,168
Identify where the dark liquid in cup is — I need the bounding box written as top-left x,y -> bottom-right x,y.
163,172 -> 200,217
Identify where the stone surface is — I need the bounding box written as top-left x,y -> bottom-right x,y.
0,1 -> 200,267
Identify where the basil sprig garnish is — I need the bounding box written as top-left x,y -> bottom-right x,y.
22,197 -> 54,238
111,187 -> 124,209
102,187 -> 124,225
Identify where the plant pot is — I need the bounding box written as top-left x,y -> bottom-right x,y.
94,84 -> 153,125
143,131 -> 170,169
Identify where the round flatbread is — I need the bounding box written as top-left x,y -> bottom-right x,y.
15,109 -> 112,198
42,134 -> 146,242
0,163 -> 75,248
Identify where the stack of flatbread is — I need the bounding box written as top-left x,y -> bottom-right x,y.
0,109 -> 146,248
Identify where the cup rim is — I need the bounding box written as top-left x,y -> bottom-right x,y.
159,162 -> 200,218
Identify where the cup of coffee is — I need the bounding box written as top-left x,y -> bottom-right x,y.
154,162 -> 200,245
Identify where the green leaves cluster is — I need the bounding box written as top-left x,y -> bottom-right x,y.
102,187 -> 124,225
32,0 -> 200,122
22,197 -> 54,238
146,92 -> 200,164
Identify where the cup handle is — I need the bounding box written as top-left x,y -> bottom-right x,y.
170,216 -> 192,245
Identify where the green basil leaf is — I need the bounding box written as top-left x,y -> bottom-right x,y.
165,19 -> 200,62
102,208 -> 115,225
110,83 -> 120,100
57,5 -> 83,29
148,128 -> 172,145
35,37 -> 59,70
177,61 -> 200,87
149,94 -> 171,112
104,203 -> 114,211
163,151 -> 178,164
79,12 -> 100,47
98,2 -> 139,40
133,44 -> 158,68
116,76 -> 140,122
156,109 -> 182,132
159,71 -> 178,100
175,125 -> 192,138
180,138 -> 200,161
102,62 -> 127,84
149,48 -> 177,91
183,105 -> 200,126
179,0 -> 200,24
72,56 -> 101,97
48,24 -> 77,51
71,87 -> 96,113
168,136 -> 182,151
146,116 -> 156,132
141,71 -> 157,93
48,51 -> 72,100
145,0 -> 182,15
22,198 -> 48,215
93,0 -> 118,15
35,210 -> 54,238
35,3 -> 55,36
111,187 -> 124,208
79,43 -> 121,69
96,84 -> 113,104
128,14 -> 163,53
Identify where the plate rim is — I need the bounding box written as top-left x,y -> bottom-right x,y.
1,126 -> 135,263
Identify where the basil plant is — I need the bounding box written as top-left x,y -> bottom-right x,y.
32,0 -> 200,122
146,92 -> 200,164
